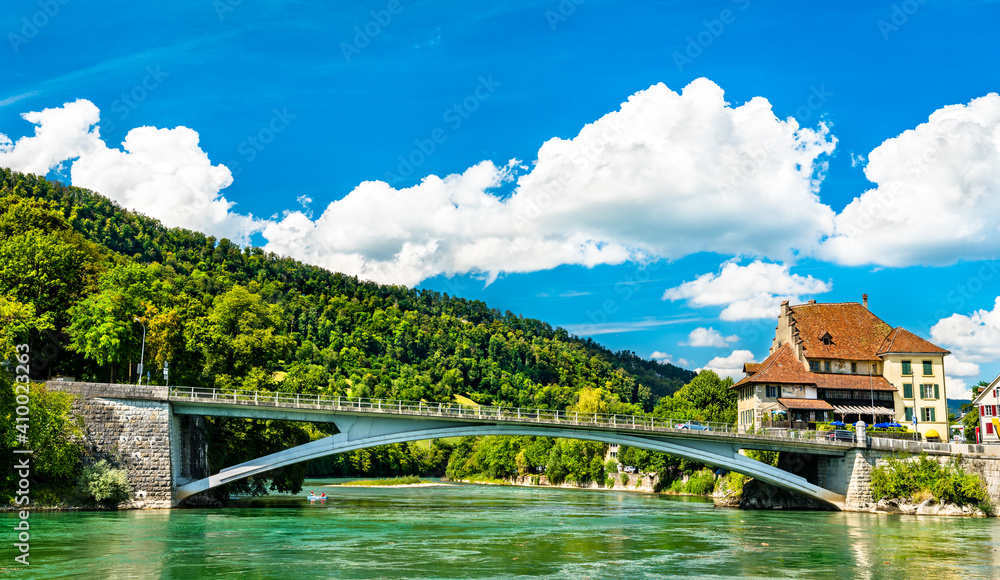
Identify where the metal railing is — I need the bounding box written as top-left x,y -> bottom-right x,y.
167,386 -> 849,444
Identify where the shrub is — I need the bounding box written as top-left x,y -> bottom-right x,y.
719,472 -> 747,497
871,454 -> 988,508
619,471 -> 629,486
78,460 -> 131,506
685,469 -> 717,496
605,476 -> 616,489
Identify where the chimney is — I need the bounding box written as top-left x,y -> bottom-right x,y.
862,294 -> 868,309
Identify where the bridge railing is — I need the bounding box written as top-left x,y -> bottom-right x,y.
168,386 -> 746,432
166,386 -> 839,442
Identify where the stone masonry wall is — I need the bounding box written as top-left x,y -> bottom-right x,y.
51,382 -> 175,508
838,446 -> 1000,513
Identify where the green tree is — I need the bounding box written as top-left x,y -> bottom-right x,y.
0,195 -> 102,330
68,262 -> 159,381
187,285 -> 295,386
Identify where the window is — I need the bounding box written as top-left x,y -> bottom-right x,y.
901,360 -> 912,376
922,407 -> 936,422
904,407 -> 913,421
809,360 -> 820,372
921,384 -> 938,399
766,385 -> 778,398
824,361 -> 831,372
851,362 -> 857,373
923,360 -> 933,375
903,384 -> 913,398
982,405 -> 988,417
988,422 -> 995,435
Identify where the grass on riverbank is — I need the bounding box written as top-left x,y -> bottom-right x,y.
339,475 -> 429,486
871,454 -> 991,511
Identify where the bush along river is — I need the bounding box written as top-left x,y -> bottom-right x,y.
4,479 -> 1000,579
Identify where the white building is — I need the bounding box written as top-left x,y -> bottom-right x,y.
972,375 -> 1000,443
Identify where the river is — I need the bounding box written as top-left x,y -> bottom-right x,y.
4,480 -> 1000,579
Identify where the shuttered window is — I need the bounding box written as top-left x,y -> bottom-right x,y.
903,384 -> 913,398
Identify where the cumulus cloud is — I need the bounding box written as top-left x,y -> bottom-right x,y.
262,78 -> 838,285
0,99 -> 265,244
0,99 -> 102,175
662,260 -> 832,320
945,355 -> 981,378
698,350 -> 755,381
930,297 -> 1000,366
947,377 -> 972,401
821,93 -> 1000,267
651,351 -> 692,368
1,79 -> 839,285
684,327 -> 739,347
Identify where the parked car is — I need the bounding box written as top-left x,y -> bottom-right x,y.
675,421 -> 711,431
827,430 -> 856,442
622,466 -> 637,473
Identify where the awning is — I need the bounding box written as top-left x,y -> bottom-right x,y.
833,404 -> 895,417
777,398 -> 834,411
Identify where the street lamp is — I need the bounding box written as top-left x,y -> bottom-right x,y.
134,317 -> 146,386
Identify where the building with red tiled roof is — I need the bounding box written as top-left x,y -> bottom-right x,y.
734,295 -> 950,439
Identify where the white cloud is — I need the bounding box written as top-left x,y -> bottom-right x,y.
1,79 -> 839,285
930,297 -> 1000,365
651,351 -> 692,368
0,99 -> 265,244
662,260 -> 832,320
945,355 -> 981,378
0,99 -> 102,175
947,377 -> 972,401
684,326 -> 739,347
821,93 -> 1000,267
698,349 -> 756,381
262,78 -> 838,285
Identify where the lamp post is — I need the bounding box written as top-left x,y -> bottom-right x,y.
134,318 -> 146,386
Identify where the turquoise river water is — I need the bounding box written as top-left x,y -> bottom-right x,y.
4,479 -> 1000,579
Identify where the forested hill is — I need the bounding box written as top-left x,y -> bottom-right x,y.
1,168 -> 695,411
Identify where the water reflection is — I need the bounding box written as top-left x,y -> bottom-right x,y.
4,481 -> 1000,579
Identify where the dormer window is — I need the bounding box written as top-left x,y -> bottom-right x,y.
820,332 -> 833,346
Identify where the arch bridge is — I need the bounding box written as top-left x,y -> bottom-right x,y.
50,383 -> 866,509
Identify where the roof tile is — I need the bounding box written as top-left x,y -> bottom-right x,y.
789,302 -> 893,361
877,327 -> 950,355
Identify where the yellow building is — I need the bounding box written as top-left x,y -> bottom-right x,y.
734,296 -> 950,440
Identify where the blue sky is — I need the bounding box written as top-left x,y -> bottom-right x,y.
3,0 -> 1000,398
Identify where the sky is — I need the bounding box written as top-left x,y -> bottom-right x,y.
2,0 -> 1000,399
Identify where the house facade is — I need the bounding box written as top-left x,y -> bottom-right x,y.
972,375 -> 1000,443
734,297 -> 950,439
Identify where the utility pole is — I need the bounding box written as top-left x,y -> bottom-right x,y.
134,318 -> 146,386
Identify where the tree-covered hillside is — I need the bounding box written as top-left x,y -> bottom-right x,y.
1,168 -> 696,498
1,168 -> 693,404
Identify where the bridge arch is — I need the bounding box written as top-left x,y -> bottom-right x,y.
176,415 -> 845,509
